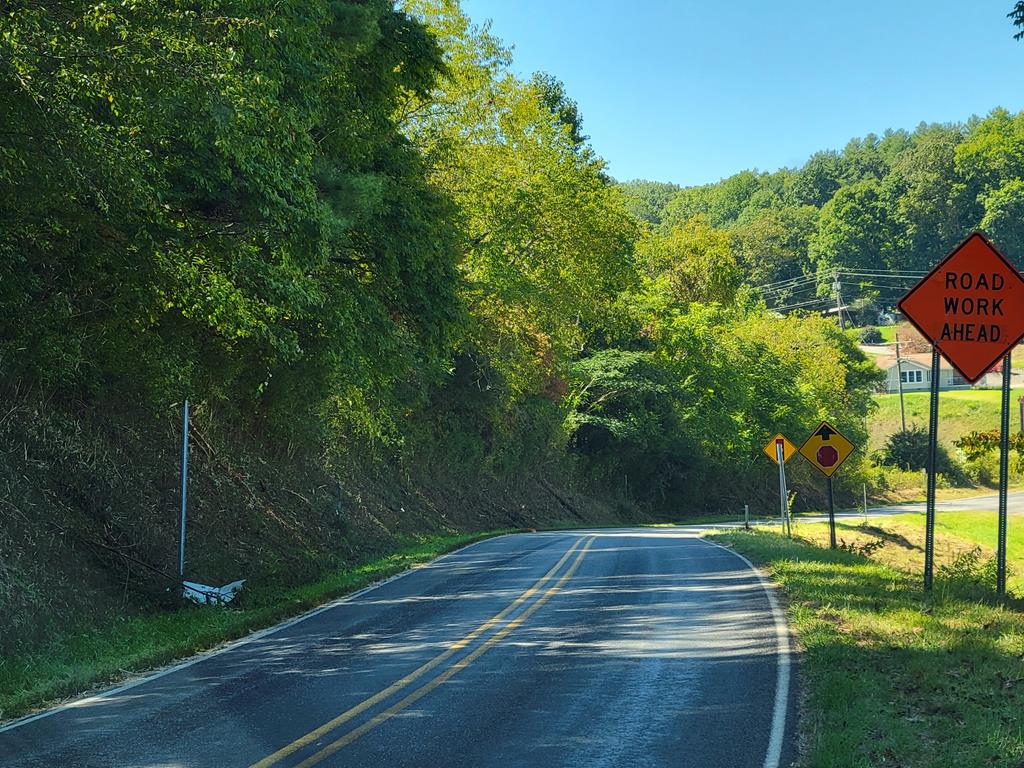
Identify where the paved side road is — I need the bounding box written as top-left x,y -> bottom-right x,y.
688,491 -> 1024,532
0,529 -> 797,768
856,490 -> 1024,515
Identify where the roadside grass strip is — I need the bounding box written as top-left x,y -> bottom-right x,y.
710,529 -> 1024,768
0,530 -> 513,723
793,511 -> 1024,595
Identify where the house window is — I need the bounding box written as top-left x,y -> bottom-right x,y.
914,370 -> 923,382
951,374 -> 965,386
901,370 -> 922,383
899,371 -> 907,383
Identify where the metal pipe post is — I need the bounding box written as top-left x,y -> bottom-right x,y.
998,352 -> 1011,597
776,440 -> 789,537
827,476 -> 836,549
179,399 -> 190,580
924,350 -> 940,591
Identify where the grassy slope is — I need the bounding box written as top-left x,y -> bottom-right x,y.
870,388 -> 1024,452
712,529 -> 1024,768
0,530 -> 509,722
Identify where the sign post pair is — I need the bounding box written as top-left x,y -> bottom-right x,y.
763,435 -> 796,536
763,423 -> 856,546
898,232 -> 1024,596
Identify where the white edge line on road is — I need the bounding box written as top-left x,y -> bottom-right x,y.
0,531 -> 532,734
701,537 -> 792,768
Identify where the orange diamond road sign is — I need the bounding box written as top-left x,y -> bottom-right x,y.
897,232 -> 1024,383
799,421 -> 855,477
762,433 -> 796,465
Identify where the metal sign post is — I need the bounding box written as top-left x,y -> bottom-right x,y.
923,350 -> 940,591
826,477 -> 836,549
179,399 -> 190,580
776,439 -> 790,537
763,433 -> 796,537
898,232 -> 1024,593
998,352 -> 1011,596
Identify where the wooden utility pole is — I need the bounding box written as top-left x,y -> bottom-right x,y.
832,276 -> 846,330
895,332 -> 907,432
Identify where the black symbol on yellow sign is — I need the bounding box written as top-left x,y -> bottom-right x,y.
799,421 -> 855,477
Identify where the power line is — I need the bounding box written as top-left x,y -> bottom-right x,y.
768,296 -> 835,312
751,268 -> 924,296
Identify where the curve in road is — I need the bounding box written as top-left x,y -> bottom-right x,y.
0,529 -> 798,768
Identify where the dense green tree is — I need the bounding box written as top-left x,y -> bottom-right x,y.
733,205 -> 818,287
637,217 -> 740,306
617,180 -> 681,226
0,0 -> 463,438
530,71 -> 588,150
884,123 -> 968,271
789,151 -> 844,207
1011,2 -> 1024,38
809,179 -> 896,273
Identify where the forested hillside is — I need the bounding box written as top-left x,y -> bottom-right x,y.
1,0 -> 878,663
620,109 -> 1024,320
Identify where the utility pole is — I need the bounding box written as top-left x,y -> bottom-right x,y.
895,332 -> 907,432
832,275 -> 846,330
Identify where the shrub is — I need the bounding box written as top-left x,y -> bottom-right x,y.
880,428 -> 969,485
882,427 -> 933,470
858,326 -> 884,344
937,546 -> 1007,599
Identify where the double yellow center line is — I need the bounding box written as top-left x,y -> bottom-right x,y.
251,536 -> 595,768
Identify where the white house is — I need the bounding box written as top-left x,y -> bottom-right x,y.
875,352 -> 1003,393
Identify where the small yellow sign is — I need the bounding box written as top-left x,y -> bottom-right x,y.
762,433 -> 797,465
799,421 -> 856,477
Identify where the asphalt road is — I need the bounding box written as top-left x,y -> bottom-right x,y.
687,491 -> 1024,533
858,490 -> 1024,515
0,530 -> 797,768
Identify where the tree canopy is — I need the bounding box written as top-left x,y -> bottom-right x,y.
0,0 -> 886,511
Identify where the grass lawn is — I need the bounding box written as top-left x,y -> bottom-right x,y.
877,324 -> 897,343
792,510 -> 1024,594
870,387 -> 1024,452
0,530 -> 511,722
711,529 -> 1024,767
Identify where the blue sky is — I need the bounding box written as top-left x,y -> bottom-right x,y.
460,1 -> 1024,187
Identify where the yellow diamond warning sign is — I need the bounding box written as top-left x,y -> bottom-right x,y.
762,433 -> 797,465
799,421 -> 855,477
